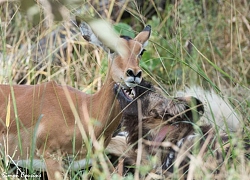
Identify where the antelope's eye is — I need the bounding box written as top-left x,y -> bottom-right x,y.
139,49 -> 146,57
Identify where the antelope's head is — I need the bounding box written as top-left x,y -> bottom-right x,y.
109,29 -> 150,89
77,19 -> 151,99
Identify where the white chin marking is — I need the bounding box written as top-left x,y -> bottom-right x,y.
124,77 -> 141,88
125,82 -> 137,88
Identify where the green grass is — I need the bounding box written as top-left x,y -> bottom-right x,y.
0,0 -> 250,179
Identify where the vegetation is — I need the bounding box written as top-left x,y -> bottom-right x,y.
0,0 -> 249,179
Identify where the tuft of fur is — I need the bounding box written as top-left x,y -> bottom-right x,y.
176,86 -> 242,132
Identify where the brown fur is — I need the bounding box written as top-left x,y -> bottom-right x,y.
0,24 -> 151,179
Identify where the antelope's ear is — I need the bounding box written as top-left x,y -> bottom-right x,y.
76,17 -> 126,55
77,20 -> 109,53
134,25 -> 151,48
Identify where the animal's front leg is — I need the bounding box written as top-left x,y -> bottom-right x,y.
44,157 -> 64,180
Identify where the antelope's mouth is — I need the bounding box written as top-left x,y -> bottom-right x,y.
115,83 -> 136,100
120,85 -> 136,100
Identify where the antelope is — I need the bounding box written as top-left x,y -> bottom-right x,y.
0,20 -> 151,179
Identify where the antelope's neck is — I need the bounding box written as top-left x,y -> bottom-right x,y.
85,77 -> 121,146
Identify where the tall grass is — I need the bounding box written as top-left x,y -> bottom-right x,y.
0,0 -> 250,179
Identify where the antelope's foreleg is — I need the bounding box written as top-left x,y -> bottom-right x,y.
44,158 -> 64,180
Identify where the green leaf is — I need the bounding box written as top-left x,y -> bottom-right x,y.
114,23 -> 135,38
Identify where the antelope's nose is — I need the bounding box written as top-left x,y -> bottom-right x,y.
126,69 -> 142,79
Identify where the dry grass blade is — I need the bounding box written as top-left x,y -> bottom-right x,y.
5,94 -> 10,128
